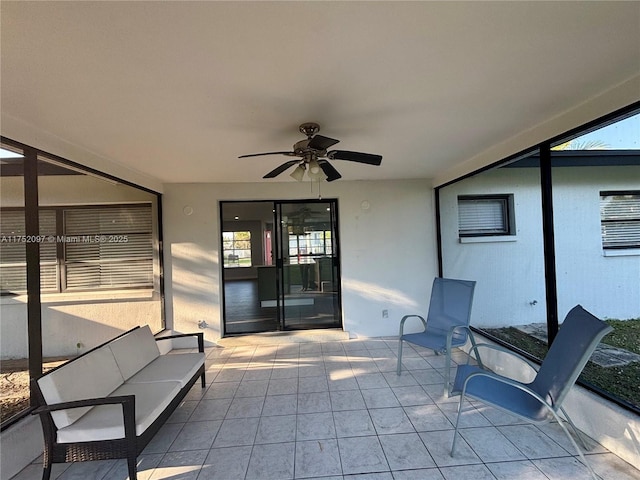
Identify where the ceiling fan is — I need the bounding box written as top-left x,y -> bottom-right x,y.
239,122 -> 382,182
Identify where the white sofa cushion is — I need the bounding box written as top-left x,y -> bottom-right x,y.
126,353 -> 205,387
56,381 -> 181,443
108,325 -> 160,380
37,346 -> 124,429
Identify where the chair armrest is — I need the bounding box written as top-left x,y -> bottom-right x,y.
155,332 -> 204,352
399,315 -> 426,336
461,369 -> 550,408
444,325 -> 482,394
446,325 -> 478,352
33,394 -> 135,414
33,395 -> 137,440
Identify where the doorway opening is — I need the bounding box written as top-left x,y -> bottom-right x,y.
221,199 -> 342,335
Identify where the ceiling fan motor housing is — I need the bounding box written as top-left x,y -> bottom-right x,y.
299,122 -> 320,137
293,139 -> 329,159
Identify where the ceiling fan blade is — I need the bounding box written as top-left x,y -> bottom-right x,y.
308,135 -> 340,151
328,150 -> 382,165
263,160 -> 300,178
317,159 -> 342,182
239,151 -> 296,158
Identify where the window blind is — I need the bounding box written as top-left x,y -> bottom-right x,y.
0,209 -> 57,292
601,194 -> 640,249
458,197 -> 508,235
64,205 -> 153,289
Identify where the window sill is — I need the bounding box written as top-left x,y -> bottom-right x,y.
459,236 -> 517,244
603,248 -> 640,257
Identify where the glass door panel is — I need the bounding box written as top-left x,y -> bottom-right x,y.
221,201 -> 279,334
276,200 -> 341,330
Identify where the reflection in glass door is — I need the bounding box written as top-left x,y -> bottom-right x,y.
221,199 -> 341,335
275,201 -> 341,330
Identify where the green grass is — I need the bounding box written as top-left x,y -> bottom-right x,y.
482,318 -> 639,410
601,318 -> 640,354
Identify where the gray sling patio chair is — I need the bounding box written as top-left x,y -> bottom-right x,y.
396,277 -> 478,395
450,304 -> 613,480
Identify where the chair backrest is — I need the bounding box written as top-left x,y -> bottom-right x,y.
427,277 -> 476,341
531,305 -> 613,410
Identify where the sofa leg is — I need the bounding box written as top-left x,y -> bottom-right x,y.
127,456 -> 137,480
201,372 -> 206,388
41,463 -> 52,480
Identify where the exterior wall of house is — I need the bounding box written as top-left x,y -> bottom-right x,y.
439,167 -> 547,327
440,165 -> 639,327
0,175 -> 163,359
552,165 -> 640,321
161,179 -> 438,340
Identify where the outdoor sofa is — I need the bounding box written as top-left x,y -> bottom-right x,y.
31,325 -> 206,480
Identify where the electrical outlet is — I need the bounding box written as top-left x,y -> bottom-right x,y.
382,309 -> 389,318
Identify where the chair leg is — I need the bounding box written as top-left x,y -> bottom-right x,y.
396,339 -> 403,375
444,349 -> 451,396
201,372 -> 206,388
450,392 -> 466,456
548,408 -> 597,480
559,406 -> 589,451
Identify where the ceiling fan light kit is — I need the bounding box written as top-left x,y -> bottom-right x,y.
239,122 -> 382,182
290,163 -> 306,182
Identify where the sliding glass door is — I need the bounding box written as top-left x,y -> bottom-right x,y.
274,200 -> 341,330
221,199 -> 341,334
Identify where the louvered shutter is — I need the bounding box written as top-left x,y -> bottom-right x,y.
64,205 -> 153,289
601,194 -> 640,249
458,197 -> 508,236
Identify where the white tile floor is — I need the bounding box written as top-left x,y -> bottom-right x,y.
12,337 -> 640,480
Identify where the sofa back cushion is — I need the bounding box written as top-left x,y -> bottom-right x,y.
37,346 -> 124,429
108,325 -> 160,380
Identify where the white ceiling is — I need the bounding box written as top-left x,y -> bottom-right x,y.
1,1 -> 639,186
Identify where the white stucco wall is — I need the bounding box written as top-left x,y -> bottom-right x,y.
552,166 -> 640,321
0,294 -> 162,358
440,164 -> 639,327
161,179 -> 438,340
439,167 -> 547,327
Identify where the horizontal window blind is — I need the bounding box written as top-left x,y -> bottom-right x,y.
39,210 -> 58,290
0,209 -> 57,292
458,197 -> 508,235
601,193 -> 640,249
64,205 -> 153,289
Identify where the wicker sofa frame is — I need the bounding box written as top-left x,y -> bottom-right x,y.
31,328 -> 206,480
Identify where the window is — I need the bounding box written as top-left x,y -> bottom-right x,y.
600,191 -> 640,250
0,204 -> 153,293
289,230 -> 333,258
223,231 -> 251,268
458,194 -> 515,237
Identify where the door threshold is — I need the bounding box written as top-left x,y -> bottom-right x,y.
218,328 -> 349,346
